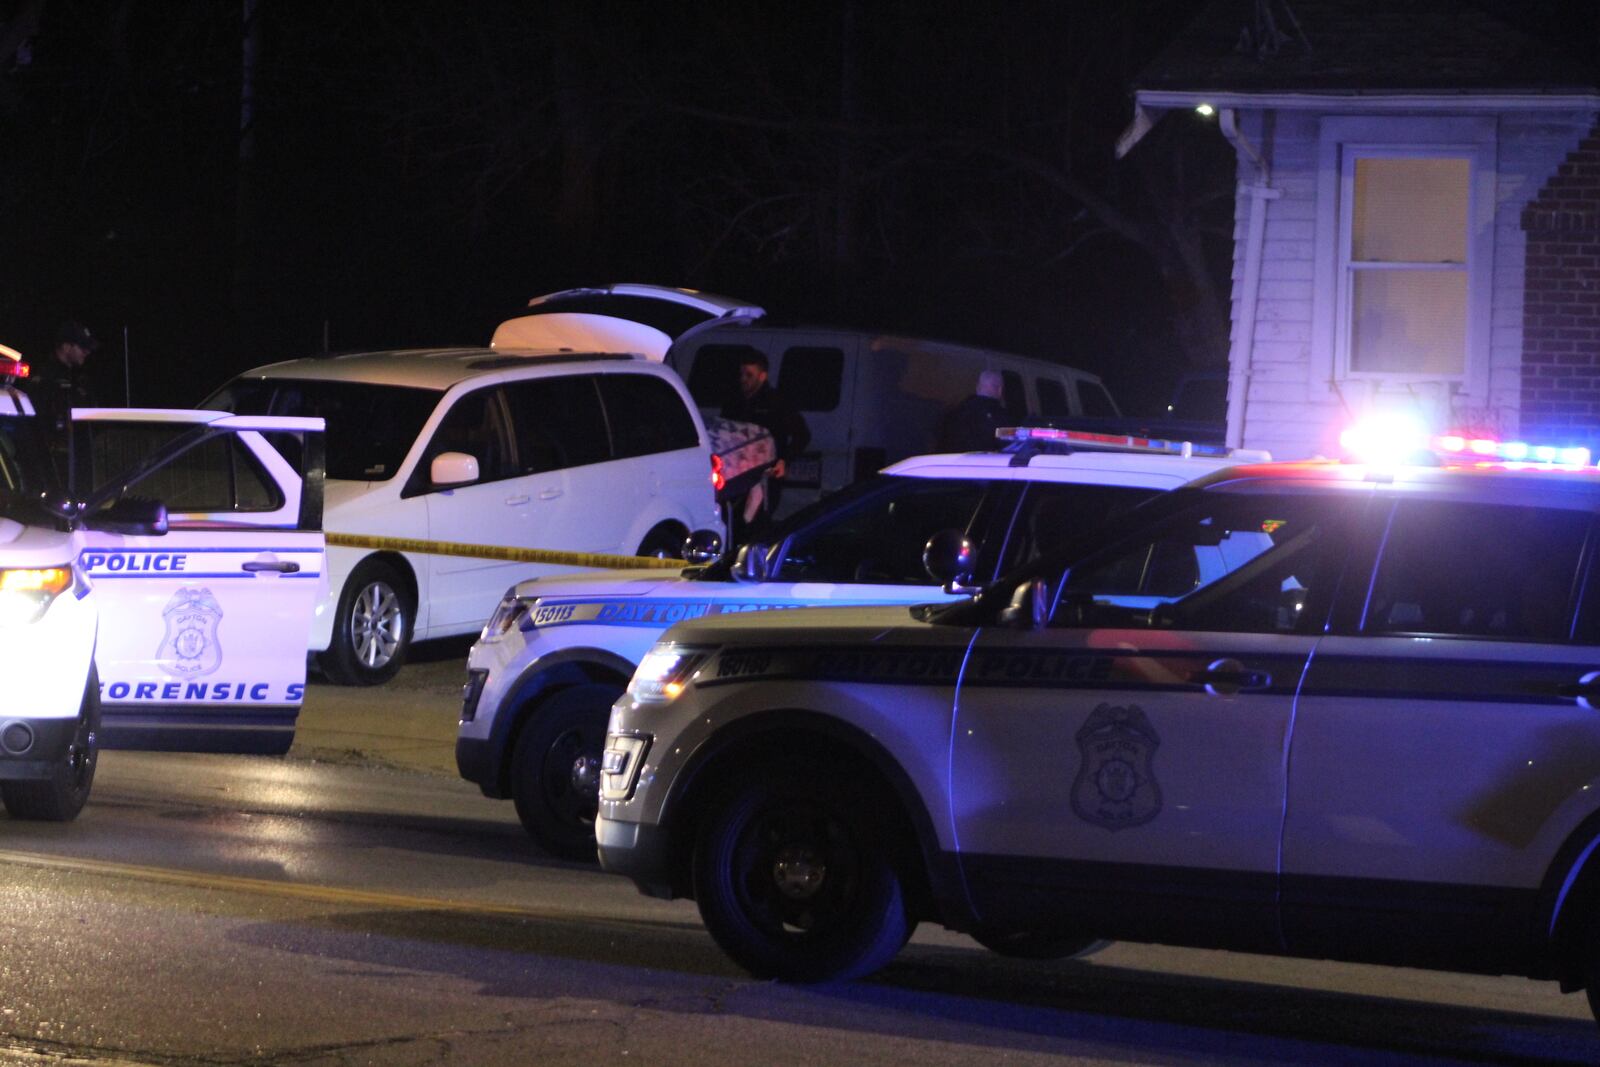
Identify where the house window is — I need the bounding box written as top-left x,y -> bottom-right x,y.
1344,155 -> 1470,376
1314,116 -> 1494,399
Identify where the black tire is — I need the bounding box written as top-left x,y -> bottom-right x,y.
320,559 -> 413,686
971,929 -> 1108,960
692,768 -> 912,982
636,523 -> 688,560
2,666 -> 100,822
510,683 -> 621,861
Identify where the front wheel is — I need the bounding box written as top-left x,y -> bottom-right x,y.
2,666 -> 100,822
510,683 -> 621,861
320,560 -> 413,686
692,769 -> 912,982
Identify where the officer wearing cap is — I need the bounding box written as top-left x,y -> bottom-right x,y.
26,321 -> 99,431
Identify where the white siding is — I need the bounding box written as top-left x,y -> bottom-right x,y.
1226,107 -> 1595,459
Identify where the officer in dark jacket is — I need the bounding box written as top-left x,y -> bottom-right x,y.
720,352 -> 810,532
26,321 -> 98,432
937,370 -> 1007,452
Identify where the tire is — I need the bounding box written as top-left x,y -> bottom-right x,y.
510,683 -> 621,861
320,559 -> 413,686
692,768 -> 912,982
636,523 -> 687,560
2,666 -> 100,822
971,929 -> 1108,960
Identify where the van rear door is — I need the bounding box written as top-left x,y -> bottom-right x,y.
491,283 -> 764,359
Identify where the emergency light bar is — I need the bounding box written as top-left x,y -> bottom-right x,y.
1340,415 -> 1593,468
998,425 -> 1233,459
0,342 -> 28,381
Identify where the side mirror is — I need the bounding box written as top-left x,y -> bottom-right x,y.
683,529 -> 724,565
923,529 -> 979,593
430,451 -> 479,487
731,542 -> 772,583
86,497 -> 168,536
998,578 -> 1050,630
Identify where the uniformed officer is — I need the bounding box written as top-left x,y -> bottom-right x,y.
26,321 -> 99,432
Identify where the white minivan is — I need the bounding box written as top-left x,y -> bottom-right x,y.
494,284 -> 1122,516
205,348 -> 723,685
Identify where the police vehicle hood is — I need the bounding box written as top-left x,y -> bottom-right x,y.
511,568 -> 691,601
659,603 -> 934,647
0,520 -> 77,566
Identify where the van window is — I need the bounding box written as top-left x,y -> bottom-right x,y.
686,344 -> 760,408
505,376 -> 610,473
1000,371 -> 1026,420
208,378 -> 439,482
1079,381 -> 1119,418
1036,378 -> 1071,416
425,387 -> 517,484
1364,500 -> 1587,642
776,347 -> 843,412
600,374 -> 700,458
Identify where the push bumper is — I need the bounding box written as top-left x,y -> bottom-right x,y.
595,816 -> 680,899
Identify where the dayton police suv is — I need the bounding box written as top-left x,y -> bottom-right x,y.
0,351 -> 324,820
457,428 -> 1264,859
596,434 -> 1600,1023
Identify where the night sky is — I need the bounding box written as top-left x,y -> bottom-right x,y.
0,1 -> 1591,417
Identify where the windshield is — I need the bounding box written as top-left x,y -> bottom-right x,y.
697,475 -> 905,579
206,378 -> 441,481
0,415 -> 67,528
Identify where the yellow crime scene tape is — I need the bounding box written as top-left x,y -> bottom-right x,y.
326,531 -> 685,570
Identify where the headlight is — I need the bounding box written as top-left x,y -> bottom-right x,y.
628,643 -> 715,703
0,565 -> 74,626
480,592 -> 528,640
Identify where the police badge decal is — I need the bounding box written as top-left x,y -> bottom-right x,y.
1071,702 -> 1162,830
157,587 -> 224,677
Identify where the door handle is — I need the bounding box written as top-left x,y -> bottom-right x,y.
538,488 -> 563,500
505,494 -> 531,506
242,560 -> 300,574
1187,658 -> 1272,696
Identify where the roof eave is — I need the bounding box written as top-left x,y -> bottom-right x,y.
1118,88 -> 1600,157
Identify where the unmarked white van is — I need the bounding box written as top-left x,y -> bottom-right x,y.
495,284 -> 1121,515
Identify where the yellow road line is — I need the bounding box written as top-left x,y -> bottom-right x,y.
326,531 -> 683,570
0,848 -> 651,929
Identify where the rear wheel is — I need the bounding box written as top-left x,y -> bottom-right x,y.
2,666 -> 100,822
320,560 -> 413,686
510,683 -> 621,861
636,523 -> 688,560
692,767 -> 912,982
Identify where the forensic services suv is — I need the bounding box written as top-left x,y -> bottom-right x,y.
458,428 -> 1265,859
0,352 -> 324,821
597,431 -> 1600,1023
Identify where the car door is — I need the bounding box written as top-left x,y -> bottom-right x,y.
421,384 -> 557,629
950,487 -> 1360,950
73,411 -> 325,754
1281,494 -> 1600,972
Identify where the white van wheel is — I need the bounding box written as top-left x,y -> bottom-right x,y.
322,561 -> 413,686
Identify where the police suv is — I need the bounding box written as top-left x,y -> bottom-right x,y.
458,428 -> 1263,859
0,352 -> 324,820
597,435 -> 1600,1022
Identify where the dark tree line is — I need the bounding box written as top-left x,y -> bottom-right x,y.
0,0 -> 1229,414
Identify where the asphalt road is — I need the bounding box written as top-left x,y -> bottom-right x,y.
0,651 -> 1597,1065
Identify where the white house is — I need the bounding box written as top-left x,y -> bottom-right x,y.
1120,0 -> 1600,459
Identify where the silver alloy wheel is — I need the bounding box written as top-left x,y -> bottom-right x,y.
349,578 -> 405,669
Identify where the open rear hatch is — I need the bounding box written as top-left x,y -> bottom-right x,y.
491,283 -> 764,361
